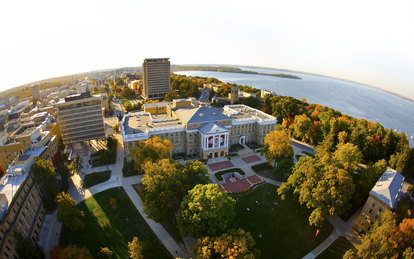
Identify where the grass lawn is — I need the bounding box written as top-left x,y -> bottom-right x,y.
215,168 -> 245,181
60,188 -> 171,259
132,184 -> 185,249
316,236 -> 354,259
232,184 -> 333,259
83,170 -> 111,188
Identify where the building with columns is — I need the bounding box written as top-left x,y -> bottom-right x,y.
122,99 -> 276,160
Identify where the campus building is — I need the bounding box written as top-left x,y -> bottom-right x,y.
0,154 -> 45,259
122,100 -> 276,160
354,168 -> 405,233
0,116 -> 58,174
142,58 -> 171,99
56,92 -> 105,145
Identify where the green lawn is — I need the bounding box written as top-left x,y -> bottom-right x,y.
132,184 -> 185,249
317,236 -> 354,259
83,170 -> 111,188
60,188 -> 171,259
232,184 -> 333,259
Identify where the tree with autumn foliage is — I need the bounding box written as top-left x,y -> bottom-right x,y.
56,192 -> 85,232
191,228 -> 259,259
178,184 -> 236,238
128,237 -> 144,259
263,130 -> 293,167
344,211 -> 414,259
132,136 -> 173,173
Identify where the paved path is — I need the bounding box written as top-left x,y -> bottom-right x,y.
40,133 -> 189,258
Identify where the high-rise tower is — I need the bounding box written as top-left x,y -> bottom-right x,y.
229,84 -> 239,105
142,58 -> 171,99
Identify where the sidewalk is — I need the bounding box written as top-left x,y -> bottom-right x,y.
122,183 -> 189,258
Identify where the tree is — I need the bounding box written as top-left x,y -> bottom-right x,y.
358,159 -> 387,195
128,237 -> 144,259
112,124 -> 120,133
191,228 -> 258,259
141,159 -> 179,222
344,211 -> 414,259
141,159 -> 210,222
164,90 -> 180,101
33,158 -> 59,210
56,192 -> 85,232
120,88 -> 136,99
178,184 -> 236,237
242,96 -> 260,109
97,247 -> 113,259
60,245 -> 92,259
332,143 -> 363,172
14,232 -> 44,259
278,153 -> 355,226
263,130 -> 293,166
132,136 -> 173,172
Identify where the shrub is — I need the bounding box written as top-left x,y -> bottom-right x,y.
215,168 -> 245,181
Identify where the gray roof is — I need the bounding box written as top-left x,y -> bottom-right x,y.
198,122 -> 228,134
370,168 -> 405,209
175,107 -> 229,124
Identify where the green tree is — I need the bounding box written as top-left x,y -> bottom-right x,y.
278,153 -> 355,226
128,237 -> 144,259
242,96 -> 260,109
191,228 -> 258,259
293,114 -> 312,141
121,88 -> 136,100
358,159 -> 387,195
60,245 -> 92,259
33,158 -> 59,210
141,159 -> 210,222
132,136 -> 173,173
164,90 -> 180,101
14,232 -> 44,259
178,184 -> 236,237
56,192 -> 85,232
332,142 -> 363,172
263,130 -> 293,166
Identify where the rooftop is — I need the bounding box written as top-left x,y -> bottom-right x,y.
0,154 -> 35,219
174,106 -> 230,124
223,105 -> 273,120
123,112 -> 183,135
370,168 -> 405,209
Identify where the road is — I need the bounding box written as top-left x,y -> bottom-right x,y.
199,89 -> 209,102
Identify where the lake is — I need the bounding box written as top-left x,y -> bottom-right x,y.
174,69 -> 414,146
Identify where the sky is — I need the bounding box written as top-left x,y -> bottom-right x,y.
1,0 -> 413,99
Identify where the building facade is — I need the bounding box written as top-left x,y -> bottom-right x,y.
0,155 -> 45,259
122,100 -> 276,160
353,168 -> 405,234
56,92 -> 105,145
0,117 -> 58,174
142,58 -> 171,99
31,84 -> 40,102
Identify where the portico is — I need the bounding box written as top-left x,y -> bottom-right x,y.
198,122 -> 229,159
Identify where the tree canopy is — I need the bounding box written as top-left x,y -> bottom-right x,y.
128,237 -> 144,259
191,228 -> 258,259
263,130 -> 293,166
56,192 -> 85,232
344,211 -> 414,259
33,158 -> 59,210
178,184 -> 236,237
278,143 -> 362,226
132,136 -> 173,173
141,159 -> 209,222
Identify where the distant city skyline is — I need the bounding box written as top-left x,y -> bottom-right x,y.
1,0 -> 413,99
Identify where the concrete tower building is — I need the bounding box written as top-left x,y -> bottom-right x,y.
56,92 -> 105,145
31,84 -> 40,102
142,58 -> 171,100
229,84 -> 239,105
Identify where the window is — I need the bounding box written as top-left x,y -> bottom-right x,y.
368,209 -> 372,214
372,202 -> 376,207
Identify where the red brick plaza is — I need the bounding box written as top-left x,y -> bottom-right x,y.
219,174 -> 263,193
241,155 -> 262,163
